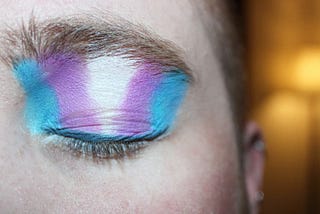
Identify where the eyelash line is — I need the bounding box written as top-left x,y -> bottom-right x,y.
44,127 -> 168,159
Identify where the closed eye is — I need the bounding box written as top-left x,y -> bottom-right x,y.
44,127 -> 168,159
5,14 -> 192,160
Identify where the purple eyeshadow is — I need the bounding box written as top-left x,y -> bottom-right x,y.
42,54 -> 101,132
115,63 -> 163,136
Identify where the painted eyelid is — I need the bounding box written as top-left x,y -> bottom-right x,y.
13,55 -> 190,157
50,62 -> 189,143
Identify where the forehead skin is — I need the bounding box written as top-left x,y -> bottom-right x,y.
0,0 -> 241,213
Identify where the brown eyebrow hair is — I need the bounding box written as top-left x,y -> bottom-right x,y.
0,13 -> 191,75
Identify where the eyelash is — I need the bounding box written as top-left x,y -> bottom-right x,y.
44,128 -> 167,159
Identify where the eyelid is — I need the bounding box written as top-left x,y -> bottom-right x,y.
13,58 -> 189,160
34,67 -> 188,159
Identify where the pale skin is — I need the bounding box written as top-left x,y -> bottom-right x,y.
0,0 -> 265,213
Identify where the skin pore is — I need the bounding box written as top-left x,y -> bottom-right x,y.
0,0 -> 264,213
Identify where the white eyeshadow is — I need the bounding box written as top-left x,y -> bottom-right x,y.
86,56 -> 137,134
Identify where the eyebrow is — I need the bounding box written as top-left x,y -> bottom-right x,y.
0,13 -> 191,77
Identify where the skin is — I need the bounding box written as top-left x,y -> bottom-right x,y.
0,0 -> 265,213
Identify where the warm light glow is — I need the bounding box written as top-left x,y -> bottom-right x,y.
294,48 -> 320,93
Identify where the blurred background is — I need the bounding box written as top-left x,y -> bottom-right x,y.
245,0 -> 320,213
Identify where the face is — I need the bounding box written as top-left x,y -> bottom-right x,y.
0,0 -> 264,213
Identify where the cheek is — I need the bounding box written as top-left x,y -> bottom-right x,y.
140,119 -> 241,213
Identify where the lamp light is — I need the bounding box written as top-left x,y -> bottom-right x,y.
294,48 -> 320,93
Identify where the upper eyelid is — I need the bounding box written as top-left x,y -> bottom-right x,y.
0,13 -> 194,82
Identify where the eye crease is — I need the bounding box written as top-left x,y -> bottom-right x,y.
5,15 -> 192,159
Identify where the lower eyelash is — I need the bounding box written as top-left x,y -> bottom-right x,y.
43,128 -> 168,159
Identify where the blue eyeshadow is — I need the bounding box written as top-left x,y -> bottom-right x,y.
150,69 -> 189,133
13,59 -> 59,134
